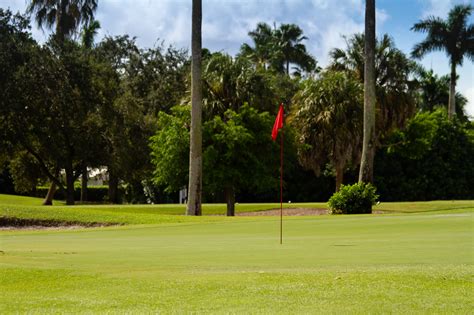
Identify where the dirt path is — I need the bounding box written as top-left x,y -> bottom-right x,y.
238,208 -> 328,216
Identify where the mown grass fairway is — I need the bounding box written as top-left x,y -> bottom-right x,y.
1,195 -> 473,313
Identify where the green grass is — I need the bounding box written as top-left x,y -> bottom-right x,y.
1,194 -> 473,226
1,213 -> 473,313
1,194 -> 473,313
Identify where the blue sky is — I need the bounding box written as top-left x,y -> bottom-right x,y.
2,0 -> 473,116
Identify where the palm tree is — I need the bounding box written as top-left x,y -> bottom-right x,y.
187,0 -> 203,216
411,4 -> 474,119
81,19 -> 100,49
330,33 -> 417,152
292,71 -> 363,191
415,66 -> 468,118
201,53 -> 277,117
27,0 -> 98,43
273,23 -> 316,75
240,22 -> 316,75
358,0 -> 376,183
239,22 -> 274,71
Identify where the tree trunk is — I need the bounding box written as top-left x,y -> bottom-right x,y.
65,166 -> 75,205
80,165 -> 88,203
286,59 -> 290,75
108,170 -> 119,204
224,186 -> 235,216
187,0 -> 203,216
335,165 -> 344,192
42,182 -> 57,206
359,0 -> 376,184
448,62 -> 456,120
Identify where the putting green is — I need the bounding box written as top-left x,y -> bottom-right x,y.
1,211 -> 473,313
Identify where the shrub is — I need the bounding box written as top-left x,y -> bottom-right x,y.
328,183 -> 379,214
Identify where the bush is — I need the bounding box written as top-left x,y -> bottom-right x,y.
328,183 -> 379,214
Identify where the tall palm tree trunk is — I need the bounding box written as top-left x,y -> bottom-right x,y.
448,62 -> 456,119
359,0 -> 376,183
187,0 -> 203,216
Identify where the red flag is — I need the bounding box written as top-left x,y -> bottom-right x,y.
272,104 -> 284,141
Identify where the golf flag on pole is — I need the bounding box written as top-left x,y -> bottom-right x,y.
272,104 -> 284,141
272,104 -> 284,244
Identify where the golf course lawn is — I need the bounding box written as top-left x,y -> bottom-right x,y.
1,196 -> 473,313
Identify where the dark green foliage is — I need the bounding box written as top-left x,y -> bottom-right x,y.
375,109 -> 474,201
328,183 -> 378,214
33,186 -> 120,202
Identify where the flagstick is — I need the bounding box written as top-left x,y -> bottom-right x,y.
280,128 -> 283,245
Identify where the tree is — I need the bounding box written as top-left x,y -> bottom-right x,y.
239,22 -> 274,71
27,0 -> 99,204
203,105 -> 277,215
375,109 -> 474,200
94,35 -> 189,203
27,0 -> 98,43
411,4 -> 474,119
150,107 -> 190,194
150,105 -> 277,216
187,0 -> 203,215
273,23 -> 316,75
330,33 -> 417,168
240,22 -> 317,75
201,53 -> 278,117
359,0 -> 376,183
1,39 -> 106,205
81,19 -> 100,49
415,67 -> 468,120
292,71 -> 363,191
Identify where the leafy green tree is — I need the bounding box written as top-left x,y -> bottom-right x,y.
26,0 -> 99,203
411,4 -> 474,119
27,0 -> 98,43
1,39 -> 106,205
292,71 -> 363,191
93,35 -> 189,203
203,105 -> 277,215
150,106 -> 190,194
150,105 -> 277,215
375,109 -> 474,200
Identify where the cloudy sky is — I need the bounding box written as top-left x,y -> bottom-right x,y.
2,0 -> 473,117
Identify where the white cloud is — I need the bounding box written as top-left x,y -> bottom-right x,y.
420,0 -> 472,18
421,0 -> 455,18
463,85 -> 474,119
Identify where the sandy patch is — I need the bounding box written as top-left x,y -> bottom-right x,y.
238,208 -> 328,216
